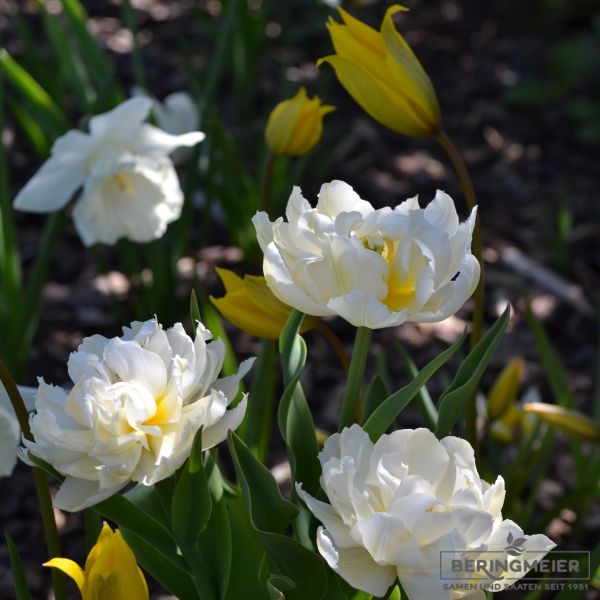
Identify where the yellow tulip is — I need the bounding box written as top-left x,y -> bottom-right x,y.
319,5 -> 441,138
44,522 -> 148,600
487,357 -> 524,421
210,268 -> 317,339
265,87 -> 335,156
524,402 -> 600,442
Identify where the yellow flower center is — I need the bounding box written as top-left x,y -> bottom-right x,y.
113,172 -> 134,196
364,238 -> 417,312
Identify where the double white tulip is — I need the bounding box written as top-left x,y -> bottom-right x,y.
253,181 -> 479,329
298,425 -> 555,599
13,97 -> 205,246
23,318 -> 253,511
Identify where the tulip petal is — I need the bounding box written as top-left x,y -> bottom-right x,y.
202,395 -> 248,449
319,55 -> 429,138
53,476 -> 125,511
44,558 -> 86,592
317,527 -> 397,597
0,404 -> 19,477
327,289 -> 406,329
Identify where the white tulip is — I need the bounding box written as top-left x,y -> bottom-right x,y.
297,425 -> 555,599
0,384 -> 36,477
13,97 -> 205,246
23,318 -> 253,511
252,181 -> 480,329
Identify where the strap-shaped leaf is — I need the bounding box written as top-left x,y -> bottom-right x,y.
228,431 -> 297,534
364,331 -> 467,440
229,431 -> 327,599
172,428 -> 212,548
278,310 -> 321,496
5,534 -> 32,600
364,374 -> 389,422
436,307 -> 510,437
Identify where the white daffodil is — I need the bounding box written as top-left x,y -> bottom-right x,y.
132,88 -> 200,165
0,384 -> 36,477
23,318 -> 253,511
297,425 -> 555,599
253,181 -> 479,329
13,97 -> 205,246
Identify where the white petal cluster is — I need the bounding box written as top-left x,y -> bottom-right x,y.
253,181 -> 480,329
298,425 -> 555,599
13,97 -> 205,246
0,385 -> 36,478
23,318 -> 252,511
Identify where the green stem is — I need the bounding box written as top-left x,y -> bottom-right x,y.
0,358 -> 67,600
437,130 -> 485,445
338,327 -> 372,431
262,151 -> 276,215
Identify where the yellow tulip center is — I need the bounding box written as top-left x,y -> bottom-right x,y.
364,238 -> 417,312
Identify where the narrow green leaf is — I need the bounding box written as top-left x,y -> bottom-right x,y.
95,493 -> 186,572
172,428 -> 212,547
0,50 -> 67,132
190,288 -> 202,326
364,374 -> 389,422
5,534 -> 33,600
525,303 -> 572,407
267,575 -> 295,599
436,307 -> 511,438
119,527 -> 198,599
364,331 -> 467,440
278,311 -> 321,497
228,431 -> 298,534
396,344 -> 438,430
239,339 -> 276,462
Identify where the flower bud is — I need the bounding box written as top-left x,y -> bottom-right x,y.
524,402 -> 600,442
488,357 -> 523,421
265,87 -> 334,156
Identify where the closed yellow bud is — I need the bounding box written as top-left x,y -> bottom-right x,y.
265,87 -> 335,156
45,522 -> 148,600
488,357 -> 524,421
210,268 -> 317,339
319,5 -> 441,138
524,403 -> 600,442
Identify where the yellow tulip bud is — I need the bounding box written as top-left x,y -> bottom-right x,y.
45,522 -> 148,600
265,87 -> 335,156
490,403 -> 521,445
487,357 -> 524,421
210,268 -> 317,339
524,402 -> 600,442
319,5 -> 441,138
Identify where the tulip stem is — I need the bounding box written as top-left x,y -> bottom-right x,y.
437,130 -> 485,446
262,152 -> 276,215
316,321 -> 350,374
0,358 -> 67,600
339,327 -> 372,431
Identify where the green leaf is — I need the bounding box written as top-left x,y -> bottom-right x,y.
0,50 -> 68,133
119,527 -> 198,599
436,307 -> 510,438
5,534 -> 32,600
525,303 -> 572,407
172,428 -> 212,548
228,431 -> 297,533
95,493 -> 186,572
239,339 -> 276,462
195,460 -> 232,600
190,288 -> 202,327
267,575 -> 295,599
364,374 -> 389,422
278,311 -> 321,497
224,496 -> 268,600
364,331 -> 467,440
